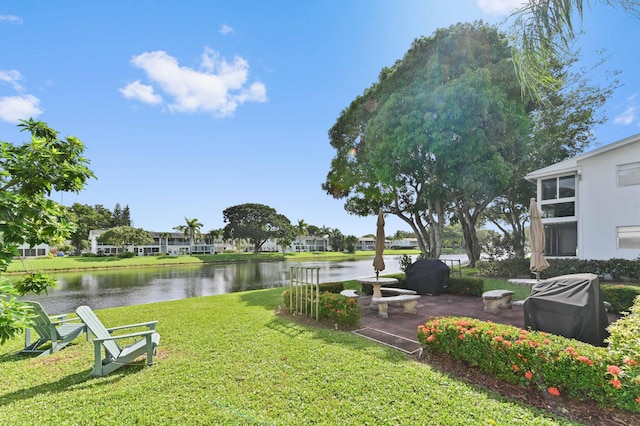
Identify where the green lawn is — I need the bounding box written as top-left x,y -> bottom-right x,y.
0,288 -> 578,425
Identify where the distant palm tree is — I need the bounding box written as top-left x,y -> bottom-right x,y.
174,217 -> 203,254
160,232 -> 171,254
296,219 -> 308,252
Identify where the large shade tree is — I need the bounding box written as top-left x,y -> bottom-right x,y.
0,119 -> 94,343
222,203 -> 293,254
323,22 -> 531,266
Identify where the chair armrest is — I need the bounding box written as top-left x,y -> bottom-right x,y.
94,329 -> 157,343
106,320 -> 158,333
50,316 -> 83,326
49,313 -> 68,321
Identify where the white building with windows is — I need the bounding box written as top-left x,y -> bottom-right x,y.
89,230 -> 215,256
525,133 -> 640,260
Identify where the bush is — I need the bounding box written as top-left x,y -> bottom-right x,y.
281,290 -> 360,327
319,292 -> 360,326
117,251 -> 136,258
607,295 -> 640,362
445,277 -> 484,297
477,257 -> 640,282
601,284 -> 640,314
417,316 -> 640,412
318,282 -> 344,294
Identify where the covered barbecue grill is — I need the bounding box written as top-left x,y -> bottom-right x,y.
405,259 -> 450,295
523,273 -> 610,346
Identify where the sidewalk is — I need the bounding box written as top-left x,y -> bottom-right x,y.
354,293 -> 620,354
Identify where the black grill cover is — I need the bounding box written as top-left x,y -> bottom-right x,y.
523,273 -> 609,346
405,259 -> 450,295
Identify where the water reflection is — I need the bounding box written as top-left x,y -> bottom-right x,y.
19,255 -> 404,314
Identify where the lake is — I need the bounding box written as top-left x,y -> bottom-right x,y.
19,254 -> 466,314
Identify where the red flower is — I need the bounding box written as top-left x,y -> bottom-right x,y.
623,358 -> 638,366
607,365 -> 622,376
427,334 -> 435,342
543,339 -> 550,345
547,387 -> 560,396
577,356 -> 593,366
512,364 -> 520,372
525,371 -> 533,380
610,379 -> 622,389
494,336 -> 503,342
636,396 -> 640,404
458,334 -> 465,340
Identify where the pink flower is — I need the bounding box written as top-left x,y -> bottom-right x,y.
427,334 -> 435,342
494,336 -> 503,342
607,365 -> 622,376
512,364 -> 520,372
547,387 -> 560,396
525,371 -> 533,380
543,339 -> 550,344
458,334 -> 465,340
610,379 -> 622,389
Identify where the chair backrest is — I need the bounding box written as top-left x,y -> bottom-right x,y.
24,301 -> 58,340
76,306 -> 121,358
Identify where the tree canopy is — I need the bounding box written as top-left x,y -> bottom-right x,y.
0,119 -> 94,343
222,203 -> 294,253
97,226 -> 153,253
323,22 -> 531,266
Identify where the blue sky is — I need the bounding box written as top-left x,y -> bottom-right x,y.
1,1 -> 639,237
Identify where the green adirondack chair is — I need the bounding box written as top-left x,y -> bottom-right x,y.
20,301 -> 87,357
75,305 -> 160,376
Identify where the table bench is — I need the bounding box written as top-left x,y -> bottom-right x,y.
340,289 -> 359,298
371,294 -> 421,318
482,290 -> 515,314
380,287 -> 417,296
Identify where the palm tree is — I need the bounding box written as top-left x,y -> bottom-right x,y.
509,0 -> 640,97
159,232 -> 171,254
296,219 -> 308,252
174,217 -> 203,254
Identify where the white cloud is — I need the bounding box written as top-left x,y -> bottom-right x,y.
119,80 -> 163,105
476,0 -> 524,15
0,14 -> 23,24
613,94 -> 639,126
0,69 -> 24,91
121,48 -> 267,117
219,24 -> 233,35
0,95 -> 43,122
614,106 -> 637,125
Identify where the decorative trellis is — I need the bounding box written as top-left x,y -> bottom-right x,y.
288,267 -> 320,320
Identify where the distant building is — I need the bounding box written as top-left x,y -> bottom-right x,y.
89,230 -> 215,256
525,133 -> 640,260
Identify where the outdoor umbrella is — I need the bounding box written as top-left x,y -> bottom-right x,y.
373,208 -> 386,279
529,198 -> 550,281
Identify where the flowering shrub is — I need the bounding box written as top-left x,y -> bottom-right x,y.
417,316 -> 640,412
319,292 -> 360,326
282,290 -> 360,326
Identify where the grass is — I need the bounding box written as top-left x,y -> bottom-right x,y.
0,287 -> 580,425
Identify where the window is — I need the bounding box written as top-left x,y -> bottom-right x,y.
545,222 -> 577,256
618,162 -> 640,187
542,175 -> 575,200
617,226 -> 640,249
541,178 -> 557,200
541,202 -> 575,218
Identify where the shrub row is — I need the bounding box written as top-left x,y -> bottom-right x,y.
281,284 -> 360,327
601,285 -> 640,314
359,275 -> 483,297
417,316 -> 640,412
476,257 -> 640,282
